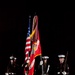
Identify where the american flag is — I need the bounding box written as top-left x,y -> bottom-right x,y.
24,16 -> 31,74
25,16 -> 31,62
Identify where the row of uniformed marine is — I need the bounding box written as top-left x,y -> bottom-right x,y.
5,54 -> 69,75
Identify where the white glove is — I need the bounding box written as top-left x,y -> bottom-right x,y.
57,72 -> 60,74
5,73 -> 9,75
62,71 -> 67,75
40,60 -> 43,65
25,64 -> 27,67
47,65 -> 50,73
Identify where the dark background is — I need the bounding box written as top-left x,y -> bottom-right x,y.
0,7 -> 75,75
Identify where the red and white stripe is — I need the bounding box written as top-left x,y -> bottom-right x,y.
24,36 -> 31,74
25,36 -> 31,61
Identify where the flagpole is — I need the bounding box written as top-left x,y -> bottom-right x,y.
28,15 -> 31,57
40,55 -> 44,75
39,31 -> 43,75
30,14 -> 44,75
35,13 -> 43,75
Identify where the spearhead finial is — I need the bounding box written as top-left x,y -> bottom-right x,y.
29,15 -> 31,18
35,12 -> 37,15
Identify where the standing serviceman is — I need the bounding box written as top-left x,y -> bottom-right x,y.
37,56 -> 50,75
56,54 -> 69,75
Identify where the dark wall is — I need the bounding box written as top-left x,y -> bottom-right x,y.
0,8 -> 75,75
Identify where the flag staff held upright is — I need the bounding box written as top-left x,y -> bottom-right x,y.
34,13 -> 44,75
28,15 -> 31,57
39,45 -> 44,75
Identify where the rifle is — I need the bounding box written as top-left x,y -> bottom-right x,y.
63,51 -> 68,72
46,65 -> 50,74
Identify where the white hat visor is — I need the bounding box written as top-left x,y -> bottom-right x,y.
58,55 -> 65,58
42,56 -> 49,59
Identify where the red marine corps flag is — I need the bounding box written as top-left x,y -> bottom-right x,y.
28,15 -> 42,75
34,31 -> 42,57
